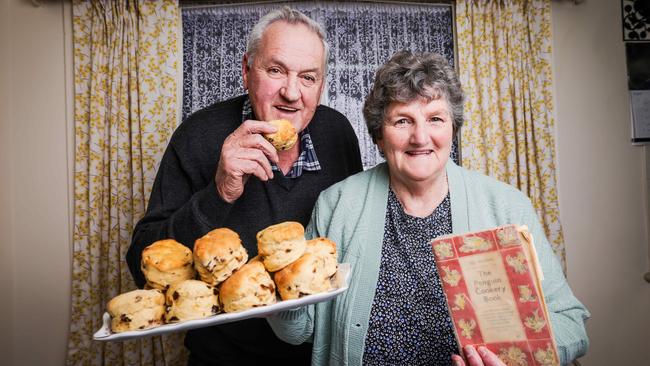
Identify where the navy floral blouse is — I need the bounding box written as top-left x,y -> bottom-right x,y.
362,189 -> 458,366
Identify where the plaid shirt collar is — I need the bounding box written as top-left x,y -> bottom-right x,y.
242,96 -> 321,178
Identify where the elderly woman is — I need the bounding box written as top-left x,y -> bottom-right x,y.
268,50 -> 589,366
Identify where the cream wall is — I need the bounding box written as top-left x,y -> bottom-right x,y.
552,0 -> 650,365
0,0 -> 15,363
0,0 -> 72,365
1,0 -> 649,365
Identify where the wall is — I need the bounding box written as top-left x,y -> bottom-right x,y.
0,0 -> 15,363
0,0 -> 72,365
1,0 -> 649,365
552,0 -> 650,365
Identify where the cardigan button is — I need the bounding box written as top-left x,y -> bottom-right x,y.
354,323 -> 362,328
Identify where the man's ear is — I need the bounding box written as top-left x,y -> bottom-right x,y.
242,54 -> 250,90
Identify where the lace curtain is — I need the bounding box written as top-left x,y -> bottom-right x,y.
182,1 -> 455,168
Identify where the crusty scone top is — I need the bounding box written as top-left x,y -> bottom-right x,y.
194,228 -> 244,263
142,239 -> 193,271
256,221 -> 304,245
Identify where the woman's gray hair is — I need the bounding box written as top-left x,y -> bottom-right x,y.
246,6 -> 329,73
363,50 -> 465,143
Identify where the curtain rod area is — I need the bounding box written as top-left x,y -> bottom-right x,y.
31,0 -> 584,8
180,0 -> 455,9
179,0 -> 584,8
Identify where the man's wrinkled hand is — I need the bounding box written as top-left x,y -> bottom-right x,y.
215,120 -> 279,203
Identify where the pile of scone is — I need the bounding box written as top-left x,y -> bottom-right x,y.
107,221 -> 338,333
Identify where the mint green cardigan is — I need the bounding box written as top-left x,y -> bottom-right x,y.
268,161 -> 590,366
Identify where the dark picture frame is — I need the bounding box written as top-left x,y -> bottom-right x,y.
623,0 -> 650,41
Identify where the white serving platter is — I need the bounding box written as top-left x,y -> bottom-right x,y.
93,263 -> 351,342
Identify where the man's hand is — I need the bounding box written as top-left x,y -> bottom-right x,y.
451,345 -> 507,366
215,120 -> 279,203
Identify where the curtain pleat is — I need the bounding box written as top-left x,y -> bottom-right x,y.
68,1 -> 185,364
456,0 -> 567,270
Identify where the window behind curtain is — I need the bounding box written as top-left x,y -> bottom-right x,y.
182,2 -> 455,168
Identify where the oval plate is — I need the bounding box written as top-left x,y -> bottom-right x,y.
93,263 -> 351,341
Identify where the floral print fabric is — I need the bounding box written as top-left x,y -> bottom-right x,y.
456,0 -> 566,269
68,1 -> 183,364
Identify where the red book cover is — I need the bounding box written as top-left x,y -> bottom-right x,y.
431,224 -> 560,366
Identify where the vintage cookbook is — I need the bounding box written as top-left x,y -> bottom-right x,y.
431,224 -> 560,366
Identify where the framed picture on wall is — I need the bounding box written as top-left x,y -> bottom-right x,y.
623,0 -> 650,41
626,43 -> 650,142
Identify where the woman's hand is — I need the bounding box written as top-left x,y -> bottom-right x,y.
451,345 -> 507,366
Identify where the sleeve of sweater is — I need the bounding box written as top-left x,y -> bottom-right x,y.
126,140 -> 235,288
521,198 -> 590,365
266,194 -> 333,344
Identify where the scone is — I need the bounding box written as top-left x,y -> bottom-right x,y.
274,253 -> 332,301
305,237 -> 338,277
107,289 -> 165,332
263,119 -> 298,151
141,239 -> 195,290
165,279 -> 220,323
219,261 -> 276,312
194,228 -> 248,285
256,221 -> 306,272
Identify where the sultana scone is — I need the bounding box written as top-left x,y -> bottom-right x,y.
193,228 -> 248,286
274,253 -> 332,301
164,279 -> 220,323
107,289 -> 165,332
305,237 -> 338,277
256,221 -> 306,272
263,119 -> 298,151
141,239 -> 195,290
219,261 -> 276,312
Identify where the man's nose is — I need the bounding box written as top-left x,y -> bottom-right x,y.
280,75 -> 301,102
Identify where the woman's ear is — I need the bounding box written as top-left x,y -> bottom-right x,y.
376,138 -> 385,157
376,137 -> 384,151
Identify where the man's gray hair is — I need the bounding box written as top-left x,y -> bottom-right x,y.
363,50 -> 465,143
246,6 -> 329,73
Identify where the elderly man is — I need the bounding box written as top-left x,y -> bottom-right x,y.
126,7 -> 362,366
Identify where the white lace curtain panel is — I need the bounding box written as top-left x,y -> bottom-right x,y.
181,1 -> 456,168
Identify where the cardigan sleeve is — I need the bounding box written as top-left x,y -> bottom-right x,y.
266,305 -> 316,345
522,199 -> 590,365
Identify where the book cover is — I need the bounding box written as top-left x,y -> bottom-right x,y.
431,224 -> 560,366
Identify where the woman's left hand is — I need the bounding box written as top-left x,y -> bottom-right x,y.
451,345 -> 507,366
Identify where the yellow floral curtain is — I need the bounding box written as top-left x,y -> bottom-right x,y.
67,0 -> 184,364
456,0 -> 566,269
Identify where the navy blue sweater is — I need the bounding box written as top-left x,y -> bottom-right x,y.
127,95 -> 362,365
